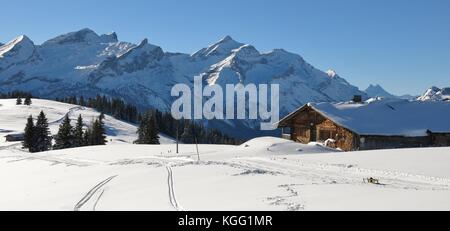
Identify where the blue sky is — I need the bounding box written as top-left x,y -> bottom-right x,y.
1,0 -> 449,95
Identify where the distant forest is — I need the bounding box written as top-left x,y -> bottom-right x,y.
1,91 -> 240,145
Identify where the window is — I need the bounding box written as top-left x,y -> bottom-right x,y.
318,129 -> 337,141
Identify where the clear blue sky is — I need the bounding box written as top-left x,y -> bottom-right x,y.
1,0 -> 449,95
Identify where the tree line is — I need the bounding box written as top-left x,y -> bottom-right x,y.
4,91 -> 241,148
23,111 -> 107,153
56,95 -> 138,123
16,96 -> 32,105
0,91 -> 33,99
59,95 -> 241,145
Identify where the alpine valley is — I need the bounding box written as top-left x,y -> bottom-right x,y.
1,28 -> 368,139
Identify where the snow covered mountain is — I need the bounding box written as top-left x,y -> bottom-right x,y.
0,28 -> 368,138
365,84 -> 398,99
417,86 -> 450,101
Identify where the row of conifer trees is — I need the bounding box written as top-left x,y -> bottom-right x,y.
23,111 -> 107,153
59,95 -> 240,145
16,96 -> 32,105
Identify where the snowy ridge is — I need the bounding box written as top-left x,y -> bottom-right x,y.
417,86 -> 450,101
365,84 -> 398,99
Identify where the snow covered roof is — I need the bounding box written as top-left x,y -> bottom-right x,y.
277,99 -> 450,137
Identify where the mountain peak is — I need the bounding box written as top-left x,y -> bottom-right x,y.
99,31 -> 118,43
43,28 -> 101,45
138,38 -> 149,47
192,35 -> 244,59
219,35 -> 234,43
365,84 -> 397,99
0,35 -> 35,58
326,69 -> 338,78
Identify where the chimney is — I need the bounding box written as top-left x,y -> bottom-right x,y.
353,95 -> 362,103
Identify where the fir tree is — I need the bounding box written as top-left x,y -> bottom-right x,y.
54,114 -> 74,150
73,114 -> 84,147
23,115 -> 35,151
33,111 -> 52,152
180,122 -> 195,143
90,117 -> 107,145
16,97 -> 22,105
24,96 -> 32,105
148,113 -> 160,144
79,96 -> 85,106
135,112 -> 160,144
83,127 -> 91,146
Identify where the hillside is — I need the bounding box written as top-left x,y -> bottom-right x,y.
0,98 -> 175,145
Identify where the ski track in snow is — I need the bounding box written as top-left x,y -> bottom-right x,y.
74,175 -> 118,211
93,189 -> 106,211
49,106 -> 85,125
165,164 -> 184,211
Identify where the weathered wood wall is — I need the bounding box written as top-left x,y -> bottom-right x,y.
430,133 -> 450,146
290,107 -> 357,151
285,106 -> 450,151
358,135 -> 431,150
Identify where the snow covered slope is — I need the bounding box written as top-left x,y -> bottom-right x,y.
0,136 -> 449,211
417,86 -> 450,101
0,98 -> 174,145
0,29 -> 368,138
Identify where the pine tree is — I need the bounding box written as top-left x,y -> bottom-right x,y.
148,113 -> 160,144
79,96 -> 85,106
135,112 -> 159,144
90,117 -> 107,146
54,114 -> 74,150
73,114 -> 84,147
23,115 -> 35,151
83,127 -> 91,146
180,122 -> 194,143
33,111 -> 52,152
16,97 -> 22,105
24,96 -> 32,105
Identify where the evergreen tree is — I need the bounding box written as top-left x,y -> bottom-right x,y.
180,121 -> 195,143
54,114 -> 74,150
33,111 -> 52,152
99,112 -> 105,122
79,96 -> 85,106
83,127 -> 91,146
135,112 -> 160,144
90,117 -> 107,145
16,97 -> 22,105
73,114 -> 84,147
24,96 -> 32,105
148,113 -> 160,144
23,115 -> 35,151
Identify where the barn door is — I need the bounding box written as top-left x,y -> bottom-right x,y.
310,124 -> 317,142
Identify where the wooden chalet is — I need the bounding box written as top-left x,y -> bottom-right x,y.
276,98 -> 450,151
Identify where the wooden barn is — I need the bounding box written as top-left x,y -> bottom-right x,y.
4,133 -> 24,142
276,99 -> 450,151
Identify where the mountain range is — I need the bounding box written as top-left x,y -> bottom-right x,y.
417,86 -> 450,102
0,28 -> 438,138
